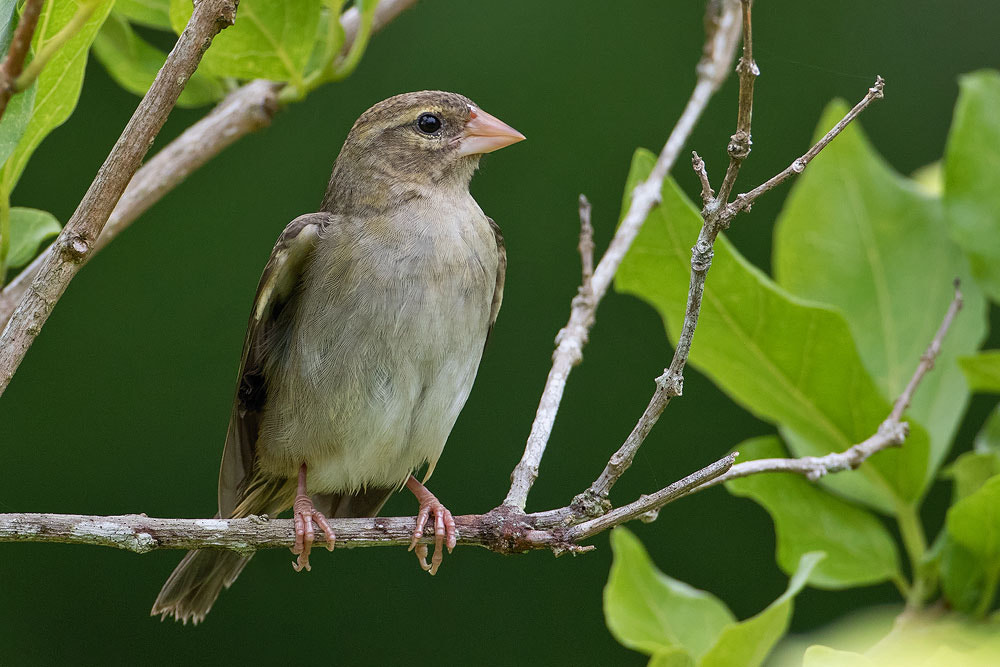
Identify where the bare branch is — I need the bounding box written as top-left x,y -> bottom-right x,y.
503,0 -> 743,512
726,75 -> 885,220
715,0 -> 757,204
0,0 -> 241,396
577,194 -> 594,289
580,10 -> 886,507
0,0 -> 43,120
692,151 -> 714,205
0,454 -> 735,555
703,282 -> 962,489
0,0 -> 419,330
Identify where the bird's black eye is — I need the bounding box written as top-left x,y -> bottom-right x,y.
416,113 -> 442,135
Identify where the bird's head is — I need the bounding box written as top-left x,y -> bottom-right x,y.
324,91 -> 524,210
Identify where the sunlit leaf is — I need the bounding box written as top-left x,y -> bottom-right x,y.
959,351 -> 1000,393
774,101 -> 987,481
169,0 -> 320,82
114,0 -> 171,29
605,528 -> 734,660
1,0 -> 116,189
615,149 -> 930,513
725,437 -> 900,588
803,646 -> 877,667
93,12 -> 224,108
699,552 -> 824,667
944,70 -> 1000,303
947,475 -> 1000,566
5,207 -> 60,270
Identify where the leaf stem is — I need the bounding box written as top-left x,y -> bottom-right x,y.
896,502 -> 928,606
14,0 -> 99,93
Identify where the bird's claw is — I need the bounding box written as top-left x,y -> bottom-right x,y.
408,497 -> 457,575
290,493 -> 335,572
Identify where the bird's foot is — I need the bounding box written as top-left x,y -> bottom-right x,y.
406,476 -> 457,575
291,493 -> 335,572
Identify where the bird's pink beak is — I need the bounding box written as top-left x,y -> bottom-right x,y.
456,106 -> 525,157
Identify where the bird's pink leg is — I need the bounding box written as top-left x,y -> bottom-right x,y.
406,475 -> 457,575
290,462 -> 335,572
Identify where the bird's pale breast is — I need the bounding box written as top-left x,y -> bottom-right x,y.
255,191 -> 498,493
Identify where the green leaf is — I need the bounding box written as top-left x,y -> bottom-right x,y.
944,451 -> 1000,502
93,12 -> 224,108
699,552 -> 824,667
947,475 -> 1000,565
944,70 -> 1000,303
114,0 -> 172,29
169,0 -> 320,82
975,404 -> 1000,454
615,149 -> 930,513
649,650 -> 695,667
937,535 -> 989,613
960,351 -> 1000,393
1,0 -> 115,190
774,101 -> 987,481
724,437 -> 900,588
0,81 -> 36,167
911,162 -> 943,196
605,528 -> 734,659
803,646 -> 877,667
5,207 -> 60,270
0,0 -> 18,54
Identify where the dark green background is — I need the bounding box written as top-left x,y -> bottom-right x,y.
3,1 -> 999,664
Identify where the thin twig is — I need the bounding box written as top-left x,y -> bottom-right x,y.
580,13 -> 886,507
503,0 -> 743,512
577,194 -> 594,289
0,0 -> 418,329
714,0 -> 756,204
692,151 -> 714,204
0,0 -> 43,120
0,0 -> 241,396
726,76 -> 885,220
702,282 -> 963,489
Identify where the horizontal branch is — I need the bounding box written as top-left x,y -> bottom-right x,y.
0,454 -> 736,556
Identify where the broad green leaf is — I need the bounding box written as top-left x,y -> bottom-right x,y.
0,81 -> 36,167
944,70 -> 1000,303
0,0 -> 17,53
700,552 -> 824,667
605,528 -> 734,659
774,101 -> 987,480
803,646 -> 876,667
115,0 -> 171,29
615,149 -> 929,512
975,404 -> 1000,453
937,535 -> 989,614
947,475 -> 1000,565
169,0 -> 320,82
944,451 -> 1000,502
93,12 -> 224,108
725,438 -> 900,588
959,351 -> 1000,393
5,207 -> 60,270
649,650 -> 695,667
1,0 -> 115,189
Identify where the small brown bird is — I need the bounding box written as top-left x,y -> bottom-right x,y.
152,91 -> 524,624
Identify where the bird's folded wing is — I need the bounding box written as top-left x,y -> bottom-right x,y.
217,212 -> 334,518
486,216 -> 506,345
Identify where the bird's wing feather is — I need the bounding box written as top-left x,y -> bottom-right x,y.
486,216 -> 506,344
217,213 -> 333,518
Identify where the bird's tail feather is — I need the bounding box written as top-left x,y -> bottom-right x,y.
151,475 -> 294,624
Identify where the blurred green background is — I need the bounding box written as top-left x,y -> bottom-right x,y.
3,0 -> 1000,664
